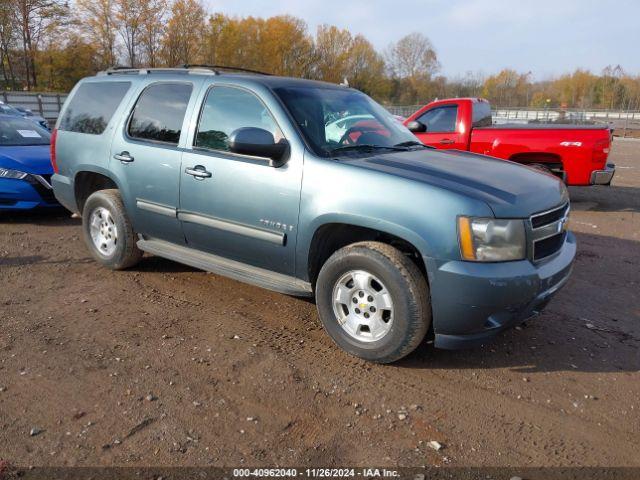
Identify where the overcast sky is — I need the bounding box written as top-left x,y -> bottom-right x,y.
202,0 -> 639,79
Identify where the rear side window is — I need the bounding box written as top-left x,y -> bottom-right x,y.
128,83 -> 193,145
472,102 -> 492,127
417,105 -> 458,133
194,86 -> 283,152
59,82 -> 131,134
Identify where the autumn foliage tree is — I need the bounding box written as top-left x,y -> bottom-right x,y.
161,0 -> 204,66
1,0 -> 639,111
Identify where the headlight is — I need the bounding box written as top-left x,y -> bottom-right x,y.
0,167 -> 28,180
458,216 -> 526,262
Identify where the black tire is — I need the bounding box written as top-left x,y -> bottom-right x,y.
315,241 -> 431,363
82,189 -> 142,270
529,163 -> 552,174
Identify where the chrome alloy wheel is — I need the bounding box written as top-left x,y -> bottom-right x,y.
332,270 -> 394,342
89,206 -> 118,257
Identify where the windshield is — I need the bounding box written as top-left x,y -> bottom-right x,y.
0,103 -> 21,116
0,116 -> 51,146
274,86 -> 420,157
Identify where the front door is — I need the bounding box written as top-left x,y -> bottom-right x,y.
179,85 -> 302,275
110,81 -> 195,245
412,104 -> 465,149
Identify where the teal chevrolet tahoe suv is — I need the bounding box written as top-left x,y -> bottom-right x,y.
51,67 -> 575,363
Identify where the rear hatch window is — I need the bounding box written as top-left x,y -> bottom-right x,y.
59,82 -> 131,135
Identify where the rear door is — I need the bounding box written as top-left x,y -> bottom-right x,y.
110,81 -> 197,245
178,84 -> 302,275
413,104 -> 465,149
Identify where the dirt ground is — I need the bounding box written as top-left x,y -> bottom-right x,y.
0,140 -> 639,470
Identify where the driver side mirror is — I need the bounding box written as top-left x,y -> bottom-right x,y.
228,127 -> 289,166
406,120 -> 427,133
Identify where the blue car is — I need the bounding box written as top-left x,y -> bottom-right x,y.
0,114 -> 58,210
0,101 -> 50,130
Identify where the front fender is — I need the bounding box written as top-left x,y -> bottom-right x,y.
295,154 -> 493,280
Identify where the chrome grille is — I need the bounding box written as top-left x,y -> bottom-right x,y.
529,203 -> 569,261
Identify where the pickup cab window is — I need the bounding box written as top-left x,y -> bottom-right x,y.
194,86 -> 283,152
472,102 -> 492,127
417,105 -> 458,133
128,82 -> 193,145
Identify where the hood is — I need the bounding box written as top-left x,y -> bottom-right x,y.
0,145 -> 53,175
29,115 -> 48,124
343,149 -> 568,217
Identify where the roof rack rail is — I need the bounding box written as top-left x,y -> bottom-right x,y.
181,64 -> 272,76
97,65 -> 273,77
98,67 -> 193,76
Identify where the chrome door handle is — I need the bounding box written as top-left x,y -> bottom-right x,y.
185,166 -> 212,179
439,139 -> 455,145
114,151 -> 134,162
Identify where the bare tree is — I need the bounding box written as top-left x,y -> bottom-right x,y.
114,0 -> 144,67
0,1 -> 18,88
76,0 -> 118,68
11,0 -> 69,89
386,32 -> 439,79
139,0 -> 166,67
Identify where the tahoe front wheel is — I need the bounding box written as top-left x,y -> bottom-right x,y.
316,241 -> 431,363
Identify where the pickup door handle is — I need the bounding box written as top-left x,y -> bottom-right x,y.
185,166 -> 212,179
439,139 -> 455,145
114,151 -> 134,163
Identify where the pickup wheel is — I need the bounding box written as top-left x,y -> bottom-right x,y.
82,189 -> 142,270
528,163 -> 552,174
315,241 -> 430,363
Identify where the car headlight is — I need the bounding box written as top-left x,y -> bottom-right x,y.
0,167 -> 28,180
458,216 -> 526,262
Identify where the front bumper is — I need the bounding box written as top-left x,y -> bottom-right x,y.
590,163 -> 615,185
426,231 -> 576,349
0,175 -> 58,210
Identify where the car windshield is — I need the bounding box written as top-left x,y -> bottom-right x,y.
0,103 -> 21,115
0,116 -> 51,146
274,86 -> 421,157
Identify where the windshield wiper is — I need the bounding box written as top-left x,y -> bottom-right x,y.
393,140 -> 434,149
330,144 -> 409,154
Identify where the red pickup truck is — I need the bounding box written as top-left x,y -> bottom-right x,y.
404,98 -> 614,186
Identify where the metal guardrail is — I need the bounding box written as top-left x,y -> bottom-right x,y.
1,91 -> 68,121
385,105 -> 423,118
3,92 -> 638,137
494,107 -> 640,121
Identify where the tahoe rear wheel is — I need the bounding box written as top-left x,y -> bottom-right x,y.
82,189 -> 142,270
316,241 -> 431,363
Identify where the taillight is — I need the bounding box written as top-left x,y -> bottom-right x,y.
50,128 -> 58,173
592,138 -> 610,164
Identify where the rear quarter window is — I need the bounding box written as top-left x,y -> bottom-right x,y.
59,82 -> 131,134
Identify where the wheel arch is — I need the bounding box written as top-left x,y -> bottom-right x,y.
73,167 -> 122,214
305,218 -> 430,288
509,151 -> 563,167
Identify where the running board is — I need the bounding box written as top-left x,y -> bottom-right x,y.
137,237 -> 313,297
